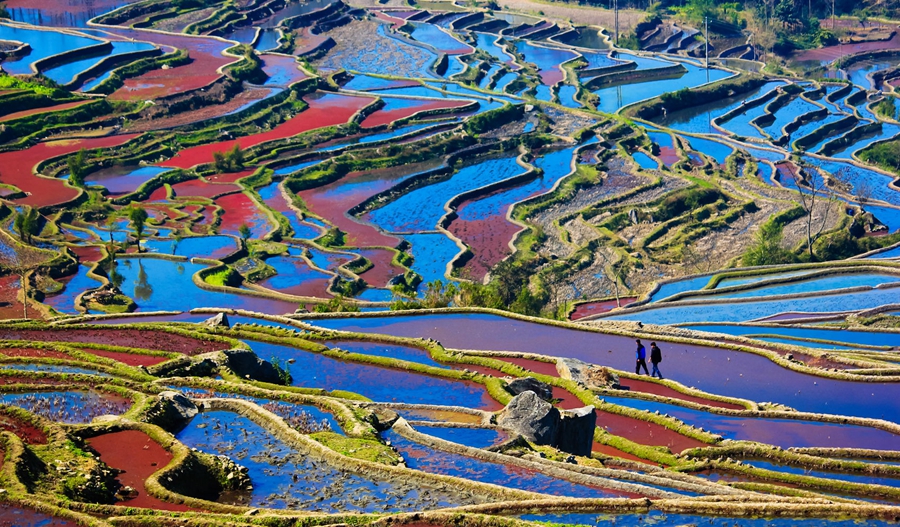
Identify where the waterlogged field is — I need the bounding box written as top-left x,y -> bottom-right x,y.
2,0 -> 900,525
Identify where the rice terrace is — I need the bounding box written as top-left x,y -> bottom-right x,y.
2,0 -> 900,523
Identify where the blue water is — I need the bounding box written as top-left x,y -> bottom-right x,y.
478,63 -> 502,89
802,157 -> 900,208
763,95 -> 819,139
104,258 -> 297,314
304,312 -> 900,422
0,24 -> 103,75
866,244 -> 900,259
521,511 -> 900,526
302,246 -> 352,271
758,161 -> 776,183
323,339 -> 448,369
474,32 -> 515,63
649,274 -> 712,302
176,410 -> 467,511
361,85 -> 466,100
80,69 -> 114,92
143,235 -> 238,260
353,287 -> 395,302
679,323 -> 900,349
83,166 -> 170,196
43,265 -> 101,314
748,459 -> 900,489
444,55 -> 466,78
43,40 -> 156,85
366,153 -> 526,233
534,84 -> 552,101
600,395 -> 900,450
557,85 -> 580,108
631,152 -> 657,169
257,256 -> 332,297
272,159 -> 323,177
384,429 -> 623,497
791,112 -> 845,145
715,270 -> 817,288
409,22 -> 468,54
682,136 -> 733,165
592,60 -> 732,114
751,336 -> 867,351
432,81 -> 521,105
257,181 -> 319,239
343,74 -> 412,91
246,340 -> 497,408
719,102 -> 770,139
515,40 -> 578,85
173,387 -> 342,432
0,390 -> 131,424
225,26 -> 257,45
493,72 -> 518,93
704,272 -> 900,300
605,285 -> 900,324
655,81 -> 783,134
827,122 -> 900,160
416,425 -> 509,448
0,363 -> 112,377
456,144 -> 581,223
254,28 -> 280,51
403,232 -> 460,285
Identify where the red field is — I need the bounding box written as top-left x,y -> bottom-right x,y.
99,28 -> 235,102
0,328 -> 230,355
0,135 -> 139,208
170,179 -> 242,199
360,98 -> 471,128
159,92 -> 374,169
0,100 -> 93,123
87,430 -> 193,512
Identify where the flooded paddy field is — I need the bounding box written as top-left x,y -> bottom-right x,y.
2,0 -> 900,525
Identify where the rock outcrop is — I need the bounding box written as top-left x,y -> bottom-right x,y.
144,390 -> 199,431
506,376 -> 554,401
498,391 -> 559,444
556,405 -> 597,456
497,390 -> 597,456
203,312 -> 231,329
557,357 -> 620,389
223,349 -> 290,385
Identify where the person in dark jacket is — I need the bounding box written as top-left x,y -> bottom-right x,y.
650,342 -> 663,379
635,339 -> 649,375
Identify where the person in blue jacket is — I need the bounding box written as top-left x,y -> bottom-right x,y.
635,339 -> 649,375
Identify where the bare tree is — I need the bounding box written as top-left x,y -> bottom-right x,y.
854,176 -> 874,212
793,164 -> 844,259
0,242 -> 51,320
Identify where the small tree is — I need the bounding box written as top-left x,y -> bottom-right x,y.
128,206 -> 149,252
793,165 -> 842,260
238,223 -> 252,243
13,206 -> 40,245
67,149 -> 88,187
1,246 -> 49,319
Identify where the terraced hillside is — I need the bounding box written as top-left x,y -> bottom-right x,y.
0,0 -> 899,525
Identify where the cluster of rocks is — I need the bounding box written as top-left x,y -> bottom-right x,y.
497,377 -> 597,457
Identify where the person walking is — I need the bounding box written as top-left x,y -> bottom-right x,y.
635,339 -> 649,375
650,342 -> 663,379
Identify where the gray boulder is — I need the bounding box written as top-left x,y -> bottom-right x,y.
145,391 -> 198,431
557,357 -> 620,389
557,405 -> 597,457
204,312 -> 230,329
506,376 -> 554,402
224,349 -> 289,385
497,391 -> 560,445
